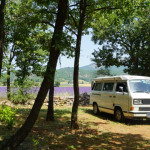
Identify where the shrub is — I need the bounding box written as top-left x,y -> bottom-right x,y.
54,81 -> 60,87
0,105 -> 16,129
10,89 -> 29,104
10,78 -> 35,104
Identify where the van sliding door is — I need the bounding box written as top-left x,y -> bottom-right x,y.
101,82 -> 115,113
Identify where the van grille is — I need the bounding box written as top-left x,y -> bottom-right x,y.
139,107 -> 150,111
142,99 -> 150,105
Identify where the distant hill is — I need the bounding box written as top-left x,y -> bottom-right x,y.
2,64 -> 126,86
55,66 -> 96,83
109,66 -> 127,76
80,63 -> 98,70
55,64 -> 126,83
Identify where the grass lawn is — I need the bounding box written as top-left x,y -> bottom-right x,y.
1,105 -> 150,150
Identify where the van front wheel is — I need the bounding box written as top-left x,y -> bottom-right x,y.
114,108 -> 124,122
93,103 -> 99,115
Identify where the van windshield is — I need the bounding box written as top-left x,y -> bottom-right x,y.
129,79 -> 150,93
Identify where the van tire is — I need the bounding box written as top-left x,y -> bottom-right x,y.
93,103 -> 99,115
114,108 -> 124,122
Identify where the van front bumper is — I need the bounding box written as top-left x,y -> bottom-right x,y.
124,112 -> 150,119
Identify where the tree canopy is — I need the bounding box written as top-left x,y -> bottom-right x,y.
92,1 -> 150,75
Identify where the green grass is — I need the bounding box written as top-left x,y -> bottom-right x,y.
0,105 -> 150,149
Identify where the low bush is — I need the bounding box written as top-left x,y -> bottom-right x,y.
10,89 -> 29,104
10,78 -> 35,104
0,105 -> 16,129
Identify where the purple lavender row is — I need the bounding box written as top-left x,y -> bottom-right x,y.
0,87 -> 91,98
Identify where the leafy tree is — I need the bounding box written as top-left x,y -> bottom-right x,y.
70,0 -> 88,129
3,0 -> 51,100
70,0 -> 133,129
3,0 -> 72,120
32,0 -> 75,121
92,1 -> 150,75
69,0 -> 119,129
97,68 -> 112,76
0,0 -> 68,149
54,80 -> 60,87
0,0 -> 5,77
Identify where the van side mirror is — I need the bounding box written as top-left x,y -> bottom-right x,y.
118,86 -> 124,92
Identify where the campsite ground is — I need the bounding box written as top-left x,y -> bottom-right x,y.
1,105 -> 150,150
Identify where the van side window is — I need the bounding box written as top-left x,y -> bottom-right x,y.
93,83 -> 103,91
103,83 -> 114,91
116,82 -> 128,92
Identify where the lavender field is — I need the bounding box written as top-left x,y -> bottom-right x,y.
0,87 -> 91,98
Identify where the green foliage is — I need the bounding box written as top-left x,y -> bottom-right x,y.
97,68 -> 112,76
54,81 -> 60,87
32,138 -> 39,150
3,0 -> 76,87
10,90 -> 29,104
10,78 -> 35,104
92,1 -> 150,75
0,105 -> 16,129
3,0 -> 53,88
67,145 -> 76,150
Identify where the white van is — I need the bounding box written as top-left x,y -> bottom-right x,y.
90,75 -> 150,121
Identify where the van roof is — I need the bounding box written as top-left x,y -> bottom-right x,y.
93,75 -> 150,81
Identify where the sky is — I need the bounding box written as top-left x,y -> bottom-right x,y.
56,33 -> 99,69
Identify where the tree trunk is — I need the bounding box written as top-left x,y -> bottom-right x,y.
46,0 -> 70,121
46,83 -> 55,121
7,51 -> 15,100
0,0 -> 68,149
0,0 -> 5,77
7,59 -> 11,100
46,49 -> 60,121
71,0 -> 86,129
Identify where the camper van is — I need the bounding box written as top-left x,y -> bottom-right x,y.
90,75 -> 150,121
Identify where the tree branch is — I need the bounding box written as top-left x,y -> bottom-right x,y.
94,6 -> 121,11
69,13 -> 78,28
69,3 -> 80,7
40,20 -> 55,28
65,25 -> 77,36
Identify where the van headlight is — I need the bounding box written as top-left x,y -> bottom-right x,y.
133,99 -> 143,105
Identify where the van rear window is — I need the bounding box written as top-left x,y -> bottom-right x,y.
92,83 -> 103,91
103,83 -> 114,91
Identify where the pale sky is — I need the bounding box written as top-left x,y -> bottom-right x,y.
57,34 -> 99,69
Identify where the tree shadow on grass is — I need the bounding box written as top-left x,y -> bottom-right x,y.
18,107 -> 150,149
58,131 -> 150,150
0,107 -> 72,150
17,120 -> 150,150
1,106 -> 150,150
